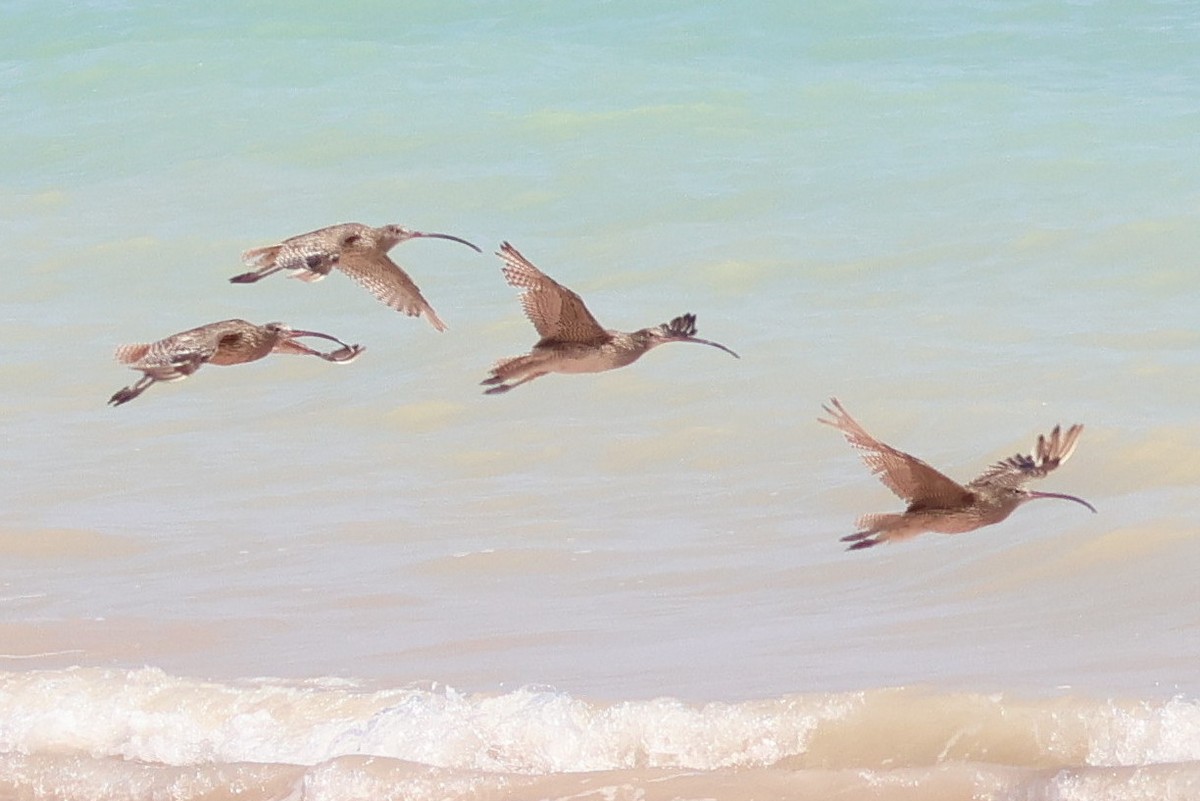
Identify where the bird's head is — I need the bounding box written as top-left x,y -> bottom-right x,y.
373,224 -> 417,249
375,224 -> 482,253
637,313 -> 740,358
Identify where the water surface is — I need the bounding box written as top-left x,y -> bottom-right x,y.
2,1 -> 1199,798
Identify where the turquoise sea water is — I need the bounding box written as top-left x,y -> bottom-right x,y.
2,2 -> 1199,798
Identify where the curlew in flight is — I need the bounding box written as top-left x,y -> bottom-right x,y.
481,242 -> 738,394
820,398 -> 1095,550
230,223 -> 482,331
108,318 -> 363,406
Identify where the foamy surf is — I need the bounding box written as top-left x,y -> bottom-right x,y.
1,667 -> 1198,800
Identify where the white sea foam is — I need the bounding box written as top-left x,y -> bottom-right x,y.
1,0 -> 1197,702
0,668 -> 820,771
2,669 -> 1200,799
3,669 -> 1200,777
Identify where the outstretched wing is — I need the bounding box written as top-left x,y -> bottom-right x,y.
336,250 -> 446,331
496,242 -> 609,345
819,398 -> 974,508
968,424 -> 1084,489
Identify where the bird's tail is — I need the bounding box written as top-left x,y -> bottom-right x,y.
840,513 -> 907,551
484,353 -> 530,377
241,244 -> 281,269
481,353 -> 549,394
114,343 -> 151,365
230,245 -> 295,284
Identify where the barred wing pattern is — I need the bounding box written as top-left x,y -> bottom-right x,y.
968,424 -> 1084,490
496,242 -> 609,346
336,250 -> 447,331
820,398 -> 974,509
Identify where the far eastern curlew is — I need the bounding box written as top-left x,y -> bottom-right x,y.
481,242 -> 739,394
819,398 -> 1095,550
108,318 -> 363,406
230,223 -> 482,332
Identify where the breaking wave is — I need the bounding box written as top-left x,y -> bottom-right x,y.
2,668 -> 1199,800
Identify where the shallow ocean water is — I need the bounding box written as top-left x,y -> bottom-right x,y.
2,1 -> 1199,798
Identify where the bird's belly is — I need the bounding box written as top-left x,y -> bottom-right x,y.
906,511 -> 989,536
209,349 -> 271,366
535,347 -> 631,375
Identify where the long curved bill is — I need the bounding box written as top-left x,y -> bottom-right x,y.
1028,490 -> 1097,513
284,329 -> 364,362
413,231 -> 483,253
287,329 -> 355,349
682,336 -> 740,359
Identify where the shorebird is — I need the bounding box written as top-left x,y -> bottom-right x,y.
108,318 -> 363,406
820,398 -> 1095,550
482,242 -> 739,394
230,223 -> 482,331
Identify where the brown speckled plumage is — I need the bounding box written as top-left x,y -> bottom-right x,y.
819,398 -> 1094,550
482,242 -> 738,394
231,223 -> 481,331
109,319 -> 363,406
